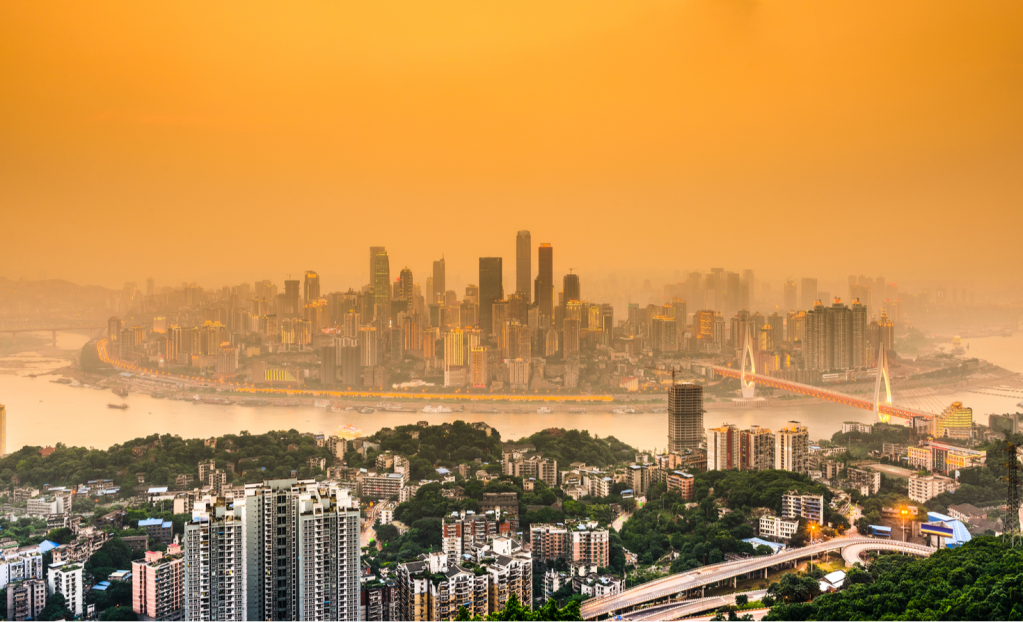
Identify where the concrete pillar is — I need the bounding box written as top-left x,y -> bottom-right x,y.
733,576 -> 737,588
701,586 -> 705,597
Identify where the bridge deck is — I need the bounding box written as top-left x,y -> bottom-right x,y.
712,366 -> 934,421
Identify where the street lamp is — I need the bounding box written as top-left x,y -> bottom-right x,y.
901,508 -> 908,543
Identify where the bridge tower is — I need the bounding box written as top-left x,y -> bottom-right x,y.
740,324 -> 756,399
873,344 -> 892,423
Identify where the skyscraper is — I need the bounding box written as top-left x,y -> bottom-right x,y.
516,230 -> 531,303
775,422 -> 809,473
783,279 -> 797,311
399,267 -> 414,301
800,278 -> 818,310
432,258 -> 445,305
706,424 -> 741,470
804,298 -> 867,372
284,280 -> 301,317
369,246 -> 385,286
304,270 -> 320,305
668,383 -> 704,453
373,250 -> 391,319
563,273 -> 580,304
536,243 -> 553,321
478,258 -> 504,337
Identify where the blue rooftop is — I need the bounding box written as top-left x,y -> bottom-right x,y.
39,540 -> 60,553
138,518 -> 165,527
147,486 -> 168,494
436,468 -> 451,475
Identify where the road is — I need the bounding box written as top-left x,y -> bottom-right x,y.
628,590 -> 766,621
581,538 -> 934,619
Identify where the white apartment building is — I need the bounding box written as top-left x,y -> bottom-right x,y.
908,474 -> 957,503
759,515 -> 800,540
0,548 -> 44,589
782,491 -> 825,523
47,562 -> 84,617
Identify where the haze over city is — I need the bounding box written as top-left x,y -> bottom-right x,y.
3,0 -> 1023,289
1,2 -> 1023,622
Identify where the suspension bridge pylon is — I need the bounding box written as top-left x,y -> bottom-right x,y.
740,324 -> 756,399
873,344 -> 893,423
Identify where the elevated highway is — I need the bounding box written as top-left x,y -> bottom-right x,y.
628,590 -> 766,621
581,538 -> 934,619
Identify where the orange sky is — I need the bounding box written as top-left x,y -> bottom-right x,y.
1,1 -> 1021,291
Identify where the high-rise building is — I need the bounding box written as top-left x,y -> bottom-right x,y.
132,544 -> 184,620
432,258 -> 446,305
783,279 -> 797,311
478,258 -> 504,338
47,562 -> 84,617
399,267 -> 414,301
706,424 -> 741,470
786,311 -> 806,343
563,273 -> 580,305
536,244 -> 553,321
470,346 -> 489,388
360,326 -> 379,366
804,298 -> 868,372
373,250 -> 391,320
320,345 -> 337,386
108,316 -> 122,342
369,246 -> 385,286
338,337 -> 361,386
184,481 -> 361,621
304,270 -> 320,305
6,578 -> 46,621
562,317 -> 580,358
740,425 -> 775,471
284,280 -> 301,317
775,422 -> 809,474
444,329 -> 464,370
516,230 -> 531,303
668,383 -> 704,453
800,278 -> 818,310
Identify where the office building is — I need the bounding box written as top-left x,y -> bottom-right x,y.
536,243 -> 553,321
373,250 -> 391,319
360,326 -> 378,367
781,491 -> 824,524
399,267 -> 414,302
6,578 -> 46,621
775,422 -> 809,474
433,257 -> 446,304
933,402 -> 973,439
706,424 -> 741,471
478,258 -> 504,337
303,271 -> 320,305
132,544 -> 184,621
668,383 -> 704,452
47,562 -> 83,617
515,231 -> 531,303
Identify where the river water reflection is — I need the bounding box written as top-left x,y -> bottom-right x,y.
1,331 -> 1021,452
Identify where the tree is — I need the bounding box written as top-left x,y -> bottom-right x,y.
38,592 -> 73,621
736,594 -> 749,606
766,572 -> 820,604
375,523 -> 399,543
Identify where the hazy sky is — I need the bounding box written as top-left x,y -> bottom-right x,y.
2,1 -> 1021,291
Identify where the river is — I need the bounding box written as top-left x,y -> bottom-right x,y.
1,331 -> 1021,453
